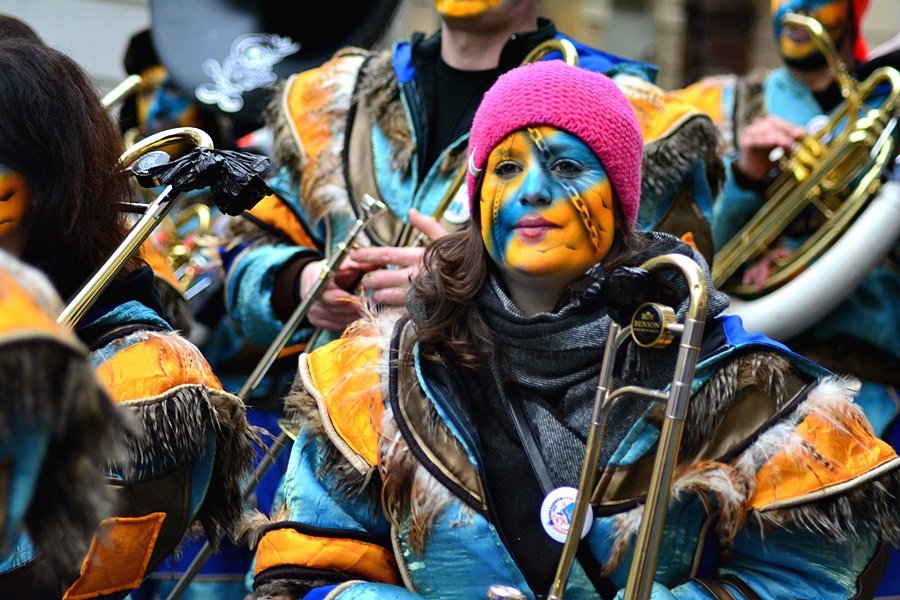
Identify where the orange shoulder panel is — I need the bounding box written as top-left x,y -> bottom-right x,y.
95,332 -> 223,403
305,326 -> 385,468
751,404 -> 899,510
246,192 -> 317,247
671,78 -> 726,126
620,76 -> 714,143
254,527 -> 400,584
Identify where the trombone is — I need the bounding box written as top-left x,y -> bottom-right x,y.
58,127 -> 214,328
513,253 -> 707,600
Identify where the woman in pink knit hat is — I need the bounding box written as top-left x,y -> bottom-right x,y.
247,60 -> 899,599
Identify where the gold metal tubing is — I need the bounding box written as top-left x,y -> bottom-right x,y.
711,12 -> 899,294
57,127 -> 214,328
101,73 -> 143,109
548,322 -> 630,600
237,193 -> 387,399
547,254 -> 707,600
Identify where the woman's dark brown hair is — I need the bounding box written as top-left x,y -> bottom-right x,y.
0,38 -> 133,300
411,193 -> 646,370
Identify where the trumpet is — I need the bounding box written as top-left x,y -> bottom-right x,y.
712,13 -> 899,297
58,127 -> 214,328
393,37 -> 580,248
486,254 -> 707,600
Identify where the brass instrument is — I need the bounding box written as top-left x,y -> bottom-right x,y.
101,73 -> 143,110
58,127 -> 214,328
536,254 -> 708,600
712,13 -> 899,297
151,201 -> 223,298
165,193 -> 387,600
393,37 -> 580,248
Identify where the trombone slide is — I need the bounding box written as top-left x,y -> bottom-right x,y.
547,254 -> 708,600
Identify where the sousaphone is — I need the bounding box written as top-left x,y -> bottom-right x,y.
714,13 -> 899,341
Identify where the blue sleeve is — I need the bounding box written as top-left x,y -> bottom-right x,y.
223,243 -> 320,348
712,156 -> 766,252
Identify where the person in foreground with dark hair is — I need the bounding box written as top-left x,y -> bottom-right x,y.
0,38 -> 258,598
246,60 -> 899,600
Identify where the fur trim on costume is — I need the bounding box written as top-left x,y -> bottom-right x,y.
251,578 -> 324,600
1,337 -> 129,578
604,373 -> 900,574
641,114 -> 725,216
682,352 -> 791,455
119,381 -> 260,546
355,50 -> 417,176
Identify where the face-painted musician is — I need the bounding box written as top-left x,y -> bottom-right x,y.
216,0 -> 724,405
247,60 -> 900,600
675,4 -> 899,593
0,38 -> 257,599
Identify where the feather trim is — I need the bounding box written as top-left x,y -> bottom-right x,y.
1,337 -> 130,577
379,404 -> 468,555
268,49 -> 369,225
641,114 -> 725,214
604,373 -> 900,574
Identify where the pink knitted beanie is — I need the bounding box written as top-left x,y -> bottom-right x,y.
467,60 -> 643,225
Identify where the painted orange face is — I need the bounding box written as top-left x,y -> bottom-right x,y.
772,0 -> 851,62
0,166 -> 30,255
479,126 -> 615,286
434,0 -> 503,18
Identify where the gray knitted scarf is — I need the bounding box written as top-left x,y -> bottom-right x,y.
477,232 -> 730,487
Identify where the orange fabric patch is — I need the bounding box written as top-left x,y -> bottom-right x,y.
0,270 -> 65,338
680,231 -> 698,250
307,334 -> 384,467
63,512 -> 165,600
94,334 -> 223,402
246,193 -> 317,248
254,527 -> 400,584
751,409 -> 898,509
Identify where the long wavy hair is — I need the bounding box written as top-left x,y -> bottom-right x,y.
411,196 -> 647,370
0,39 -> 134,300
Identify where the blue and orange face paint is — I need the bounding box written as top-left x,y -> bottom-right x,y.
772,0 -> 851,62
478,126 -> 615,283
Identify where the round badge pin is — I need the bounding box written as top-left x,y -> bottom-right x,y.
540,486 -> 593,543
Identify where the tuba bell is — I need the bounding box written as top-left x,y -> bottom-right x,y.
711,14 -> 899,313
